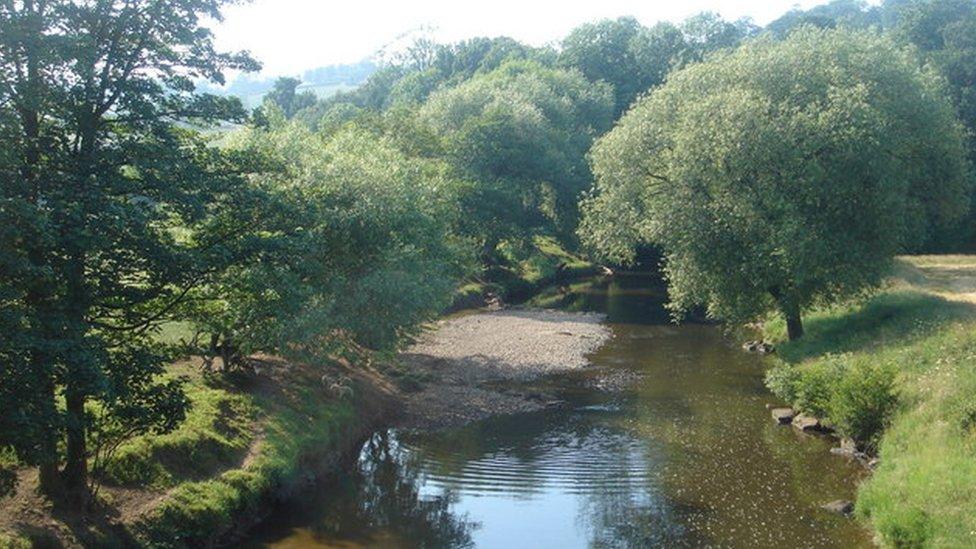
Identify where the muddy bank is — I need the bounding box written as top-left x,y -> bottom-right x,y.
397,308 -> 612,430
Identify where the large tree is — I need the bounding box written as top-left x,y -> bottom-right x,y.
580,27 -> 972,339
559,17 -> 685,117
0,0 -> 258,505
183,119 -> 469,366
419,60 -> 613,256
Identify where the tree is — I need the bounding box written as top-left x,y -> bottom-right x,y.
419,60 -> 613,255
767,0 -> 882,36
580,27 -> 972,340
559,17 -> 686,117
679,12 -> 759,64
885,0 -> 976,248
261,77 -> 317,119
0,0 -> 258,506
181,120 -> 470,365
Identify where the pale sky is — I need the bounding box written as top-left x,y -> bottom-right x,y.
214,0 -> 836,77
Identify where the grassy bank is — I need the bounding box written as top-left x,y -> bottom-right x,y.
0,357 -> 395,548
452,235 -> 601,310
764,256 -> 976,547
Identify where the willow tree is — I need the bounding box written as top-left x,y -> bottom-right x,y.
580,27 -> 972,339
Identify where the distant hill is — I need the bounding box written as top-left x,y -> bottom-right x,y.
201,59 -> 377,108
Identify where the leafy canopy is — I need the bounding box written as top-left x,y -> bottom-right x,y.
580,27 -> 972,332
420,60 -> 613,250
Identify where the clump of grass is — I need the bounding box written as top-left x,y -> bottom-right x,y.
0,531 -> 32,548
764,273 -> 976,547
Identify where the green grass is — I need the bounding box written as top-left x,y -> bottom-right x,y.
0,531 -> 32,548
153,321 -> 196,347
133,364 -> 361,547
103,364 -> 255,488
764,264 -> 976,547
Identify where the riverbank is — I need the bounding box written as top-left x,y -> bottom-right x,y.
0,301 -> 611,547
0,356 -> 399,548
763,255 -> 976,547
398,309 -> 611,430
448,235 -> 603,312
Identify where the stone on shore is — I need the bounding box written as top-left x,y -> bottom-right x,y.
771,407 -> 796,424
793,413 -> 831,433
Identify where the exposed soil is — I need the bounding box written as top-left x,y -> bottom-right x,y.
397,308 -> 612,430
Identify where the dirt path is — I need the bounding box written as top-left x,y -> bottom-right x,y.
895,255 -> 976,303
398,308 -> 612,430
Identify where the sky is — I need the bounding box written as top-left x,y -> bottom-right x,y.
213,0 -> 835,78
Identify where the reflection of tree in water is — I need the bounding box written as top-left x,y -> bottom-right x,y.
572,429 -> 696,548
308,430 -> 477,548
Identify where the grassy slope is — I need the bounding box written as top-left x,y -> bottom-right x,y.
764,256 -> 976,547
133,357 -> 385,547
0,357 -> 391,548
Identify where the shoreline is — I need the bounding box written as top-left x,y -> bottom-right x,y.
397,307 -> 613,430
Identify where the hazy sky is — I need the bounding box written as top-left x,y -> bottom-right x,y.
214,0 -> 835,77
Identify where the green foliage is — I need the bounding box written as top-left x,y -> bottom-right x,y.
182,121 -> 470,363
559,17 -> 686,116
257,77 -> 317,120
420,60 -> 613,248
766,354 -> 897,445
581,27 -> 972,332
0,0 -> 260,501
767,0 -> 883,36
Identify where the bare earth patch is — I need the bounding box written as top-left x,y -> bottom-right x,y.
895,255 -> 976,303
398,308 -> 611,429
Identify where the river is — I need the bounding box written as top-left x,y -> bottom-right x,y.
244,274 -> 872,548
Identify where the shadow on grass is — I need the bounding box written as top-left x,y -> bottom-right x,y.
777,291 -> 976,364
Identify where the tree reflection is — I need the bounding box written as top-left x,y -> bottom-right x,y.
252,430 -> 477,548
340,430 -> 477,548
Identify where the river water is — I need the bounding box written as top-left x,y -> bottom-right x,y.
244,275 -> 872,548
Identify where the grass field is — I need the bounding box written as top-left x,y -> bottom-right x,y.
764,256 -> 976,547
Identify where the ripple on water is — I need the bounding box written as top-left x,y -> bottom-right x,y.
407,425 -> 660,498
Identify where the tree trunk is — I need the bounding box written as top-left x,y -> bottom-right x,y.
61,248 -> 90,509
62,390 -> 88,507
784,307 -> 804,341
37,460 -> 62,498
770,287 -> 805,341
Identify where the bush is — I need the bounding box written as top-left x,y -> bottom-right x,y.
827,360 -> 898,448
765,354 -> 897,446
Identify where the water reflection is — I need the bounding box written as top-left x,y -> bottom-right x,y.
246,430 -> 477,548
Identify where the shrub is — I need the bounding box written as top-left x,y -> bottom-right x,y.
828,360 -> 898,448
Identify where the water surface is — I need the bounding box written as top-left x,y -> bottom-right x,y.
246,275 -> 871,548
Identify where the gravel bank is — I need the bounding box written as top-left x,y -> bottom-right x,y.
398,309 -> 611,429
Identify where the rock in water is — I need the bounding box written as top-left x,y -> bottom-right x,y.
793,414 -> 828,433
771,407 -> 796,424
821,500 -> 855,516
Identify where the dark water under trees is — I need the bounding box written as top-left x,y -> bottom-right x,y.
244,275 -> 872,548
